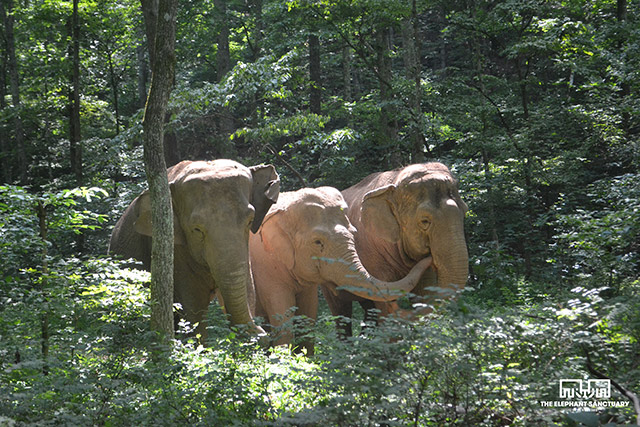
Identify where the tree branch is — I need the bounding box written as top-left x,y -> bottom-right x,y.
264,143 -> 307,187
584,348 -> 640,425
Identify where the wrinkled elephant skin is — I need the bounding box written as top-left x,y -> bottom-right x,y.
108,159 -> 280,340
250,187 -> 432,354
322,163 -> 469,334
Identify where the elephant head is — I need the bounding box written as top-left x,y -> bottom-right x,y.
256,187 -> 431,302
109,159 -> 280,338
349,162 -> 469,303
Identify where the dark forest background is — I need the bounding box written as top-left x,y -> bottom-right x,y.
0,0 -> 638,425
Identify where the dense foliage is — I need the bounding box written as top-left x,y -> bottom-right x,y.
0,0 -> 638,425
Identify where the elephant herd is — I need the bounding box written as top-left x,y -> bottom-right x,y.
108,159 -> 469,353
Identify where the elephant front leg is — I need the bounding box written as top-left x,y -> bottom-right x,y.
173,273 -> 213,342
259,285 -> 297,348
176,291 -> 211,341
294,285 -> 319,356
320,286 -> 354,337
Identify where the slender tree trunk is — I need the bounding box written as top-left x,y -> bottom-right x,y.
68,0 -> 85,254
69,0 -> 82,185
214,0 -> 235,155
481,145 -> 499,247
342,46 -> 352,101
137,42 -> 148,109
309,33 -> 321,114
516,57 -> 530,120
401,0 -> 425,163
2,0 -> 26,184
107,48 -> 121,135
140,0 -> 178,341
250,0 -> 263,60
617,0 -> 630,131
522,156 -> 534,279
617,0 -> 627,21
352,60 -> 361,99
376,28 -> 398,164
141,0 -> 158,69
0,47 -> 9,183
214,0 -> 230,80
36,201 -> 50,375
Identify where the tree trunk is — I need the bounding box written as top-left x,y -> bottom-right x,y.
250,0 -> 263,61
141,0 -> 158,69
376,28 -> 398,164
401,0 -> 425,163
617,0 -> 627,21
36,201 -> 50,375
140,0 -> 178,341
481,145 -> 499,247
439,6 -> 447,72
0,44 -> 9,183
69,0 -> 82,185
2,0 -> 26,184
309,33 -> 321,114
214,0 -> 230,80
137,42 -> 148,109
107,49 -> 121,135
617,0 -> 630,125
342,46 -> 352,101
214,0 -> 235,155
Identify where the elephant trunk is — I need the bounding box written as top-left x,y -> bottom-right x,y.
208,245 -> 264,334
429,235 -> 469,300
214,263 -> 253,324
321,252 -> 432,302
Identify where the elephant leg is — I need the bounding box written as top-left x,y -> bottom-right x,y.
321,286 -> 354,337
173,252 -> 213,341
294,285 -> 319,356
259,284 -> 297,348
176,286 -> 211,340
360,299 -> 378,333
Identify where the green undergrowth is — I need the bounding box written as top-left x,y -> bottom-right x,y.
1,262 -> 637,426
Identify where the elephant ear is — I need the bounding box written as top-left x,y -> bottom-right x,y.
361,184 -> 400,243
132,187 -> 186,245
249,164 -> 280,233
259,213 -> 294,270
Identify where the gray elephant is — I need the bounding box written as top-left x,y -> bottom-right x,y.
322,162 -> 469,334
250,186 -> 432,354
108,159 -> 280,339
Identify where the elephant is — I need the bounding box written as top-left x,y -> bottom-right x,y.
321,162 -> 469,334
249,186 -> 432,354
108,159 -> 280,339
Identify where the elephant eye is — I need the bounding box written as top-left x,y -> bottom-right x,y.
419,218 -> 431,230
313,239 -> 324,250
192,227 -> 205,241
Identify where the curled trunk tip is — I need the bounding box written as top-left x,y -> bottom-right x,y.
324,256 -> 432,302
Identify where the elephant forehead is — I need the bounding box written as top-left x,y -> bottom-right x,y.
174,175 -> 253,211
180,170 -> 252,189
174,160 -> 252,182
278,199 -> 347,226
398,166 -> 452,185
397,162 -> 451,180
288,201 -> 327,220
396,176 -> 459,208
279,188 -> 348,210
